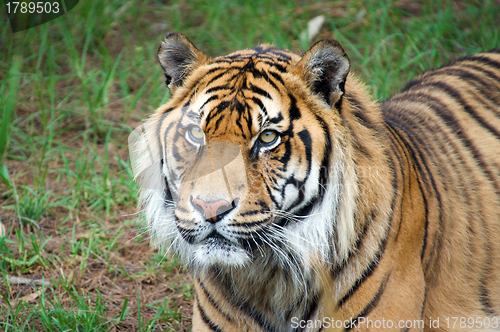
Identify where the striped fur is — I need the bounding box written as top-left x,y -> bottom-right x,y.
134,32 -> 500,331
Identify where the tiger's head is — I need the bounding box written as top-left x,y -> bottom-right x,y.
133,32 -> 361,273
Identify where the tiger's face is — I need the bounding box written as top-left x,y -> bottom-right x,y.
134,33 -> 355,271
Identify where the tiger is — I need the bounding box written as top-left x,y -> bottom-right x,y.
131,31 -> 500,331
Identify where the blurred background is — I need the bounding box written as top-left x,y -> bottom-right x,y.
1,0 -> 499,330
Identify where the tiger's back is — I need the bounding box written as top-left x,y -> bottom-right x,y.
382,51 -> 500,323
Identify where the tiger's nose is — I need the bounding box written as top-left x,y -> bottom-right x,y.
192,198 -> 238,223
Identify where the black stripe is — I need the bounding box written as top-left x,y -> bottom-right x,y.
292,199 -> 316,220
211,112 -> 228,137
163,177 -> 173,203
198,298 -> 225,332
479,279 -> 495,315
331,212 -> 371,278
314,113 -> 331,197
345,273 -> 390,332
295,294 -> 320,332
157,111 -> 172,166
181,92 -> 196,109
261,60 -> 287,73
268,70 -> 285,87
271,136 -> 292,164
204,66 -> 235,77
351,130 -> 373,159
288,94 -> 301,120
264,177 -> 280,207
233,218 -> 267,227
159,107 -> 173,115
210,59 -> 235,64
232,101 -> 249,139
248,82 -> 272,99
278,130 -> 314,216
206,85 -> 230,94
259,71 -> 281,92
273,51 -> 292,61
386,120 -> 431,279
388,137 -> 406,244
222,53 -> 250,60
251,96 -> 266,113
420,285 -> 427,323
298,130 -> 312,175
462,62 -> 500,86
466,54 -> 500,71
205,101 -> 230,127
268,113 -> 283,124
176,224 -> 196,244
258,53 -> 292,63
417,173 -> 429,262
199,95 -> 219,113
337,233 -> 388,308
334,91 -> 344,111
207,68 -> 239,84
259,50 -> 292,61
163,117 -> 179,161
198,279 -> 234,323
243,103 -> 253,138
157,110 -> 172,141
346,93 -> 379,131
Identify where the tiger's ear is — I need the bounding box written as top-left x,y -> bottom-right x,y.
297,39 -> 350,108
158,32 -> 207,92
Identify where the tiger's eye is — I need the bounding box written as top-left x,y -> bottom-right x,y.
190,126 -> 204,140
259,130 -> 278,144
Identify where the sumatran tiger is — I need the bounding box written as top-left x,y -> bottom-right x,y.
130,32 -> 500,331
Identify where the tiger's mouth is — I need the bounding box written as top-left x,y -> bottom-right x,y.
190,230 -> 251,267
174,214 -> 280,267
201,232 -> 234,250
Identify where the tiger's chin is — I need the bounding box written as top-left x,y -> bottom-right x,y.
190,238 -> 251,269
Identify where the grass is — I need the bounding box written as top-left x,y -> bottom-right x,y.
1,0 -> 499,330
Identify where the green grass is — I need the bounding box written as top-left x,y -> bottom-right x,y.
1,0 -> 499,330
